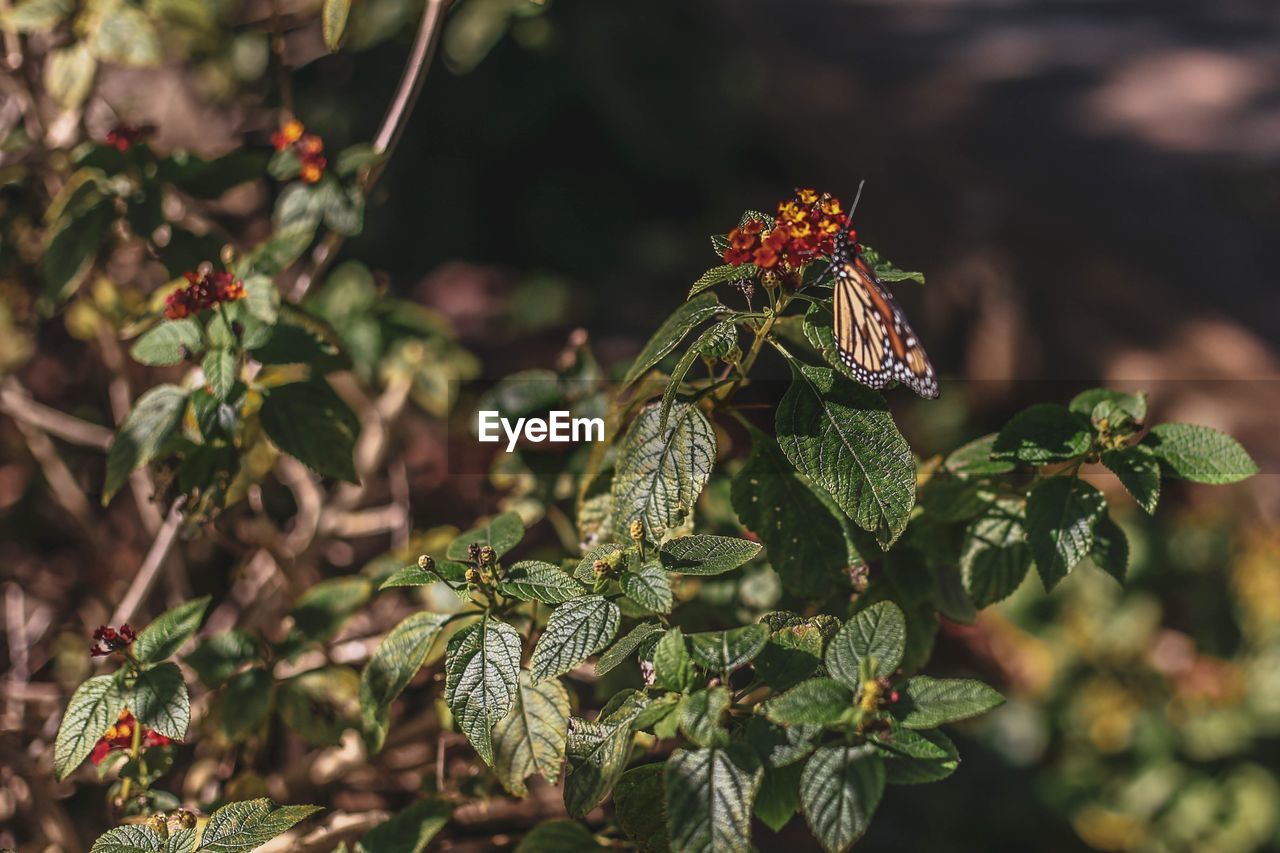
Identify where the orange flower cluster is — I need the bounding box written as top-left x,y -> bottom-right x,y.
90,710 -> 173,765
722,188 -> 853,271
90,623 -> 136,658
164,270 -> 245,320
272,119 -> 327,183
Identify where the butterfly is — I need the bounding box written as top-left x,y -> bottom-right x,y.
829,227 -> 939,398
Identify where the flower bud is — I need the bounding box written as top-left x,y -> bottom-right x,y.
146,814 -> 169,839
418,554 -> 434,571
628,520 -> 644,542
177,810 -> 197,829
593,559 -> 609,577
465,567 -> 480,585
479,545 -> 495,566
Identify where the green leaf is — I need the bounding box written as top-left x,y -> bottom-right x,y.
686,624 -> 769,673
564,718 -> 632,818
665,744 -> 762,853
763,678 -> 853,727
1089,512 -> 1129,584
103,384 -> 187,503
755,759 -> 804,832
800,744 -> 885,853
531,595 -> 620,681
743,716 -> 820,769
493,671 -> 571,796
276,666 -> 359,747
186,630 -> 259,687
825,601 -> 906,690
128,662 -> 189,740
688,264 -> 747,299
660,320 -> 738,428
197,798 -> 322,852
379,563 -> 461,590
2,0 -> 73,31
446,511 -> 525,560
731,428 -> 862,597
498,560 -> 587,604
260,379 -> 360,483
1069,388 -> 1147,425
621,562 -> 673,614
992,404 -> 1092,464
130,319 -> 202,366
1144,423 -> 1258,484
201,348 -> 237,401
90,823 -> 195,852
515,820 -> 602,852
90,4 -> 162,67
133,596 -> 209,664
678,687 -> 731,748
1102,445 -> 1161,514
444,616 -> 522,765
871,724 -> 958,784
284,576 -> 373,651
46,43 -> 96,109
614,764 -> 669,852
1025,476 -> 1107,589
612,403 -> 716,542
322,0 -> 351,50
242,276 -> 280,325
659,535 -> 761,576
355,799 -> 450,853
960,501 -> 1033,607
775,364 -> 915,547
899,676 -> 1004,729
335,144 -> 386,177
860,244 -> 925,284
54,674 -> 125,780
944,433 -> 1016,478
268,149 -> 301,181
622,292 -> 723,387
213,666 -> 272,741
596,622 -> 664,677
360,612 -> 448,752
754,617 -> 826,692
653,627 -> 696,693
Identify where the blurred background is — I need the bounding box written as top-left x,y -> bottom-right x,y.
3,0 -> 1278,850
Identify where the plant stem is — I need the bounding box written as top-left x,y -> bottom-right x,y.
289,0 -> 453,301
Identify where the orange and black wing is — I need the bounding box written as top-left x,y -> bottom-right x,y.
831,250 -> 939,399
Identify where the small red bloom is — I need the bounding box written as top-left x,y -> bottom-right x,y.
299,157 -> 327,184
104,124 -> 148,152
752,246 -> 780,269
297,134 -> 324,157
90,623 -> 137,658
271,119 -> 305,152
90,710 -> 173,765
164,270 -> 247,320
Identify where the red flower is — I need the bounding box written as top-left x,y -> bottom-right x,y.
164,270 -> 247,320
719,190 -> 853,278
90,710 -> 173,765
90,623 -> 136,658
299,156 -> 327,184
104,124 -> 151,152
271,119 -> 305,152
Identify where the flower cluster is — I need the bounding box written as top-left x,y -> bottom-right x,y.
104,124 -> 149,152
722,188 -> 853,273
163,270 -> 245,320
89,623 -> 136,658
89,710 -> 173,765
272,119 -> 327,183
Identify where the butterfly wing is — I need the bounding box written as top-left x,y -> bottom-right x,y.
831,252 -> 939,399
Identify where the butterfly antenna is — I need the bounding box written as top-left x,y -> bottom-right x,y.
850,179 -> 866,215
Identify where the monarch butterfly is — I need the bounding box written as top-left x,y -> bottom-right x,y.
829,227 -> 939,398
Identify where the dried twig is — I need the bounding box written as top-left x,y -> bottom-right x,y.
0,378 -> 114,450
109,499 -> 186,626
